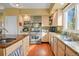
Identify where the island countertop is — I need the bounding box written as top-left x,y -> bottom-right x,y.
0,34 -> 28,48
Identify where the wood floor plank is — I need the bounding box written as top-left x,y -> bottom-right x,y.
27,43 -> 55,56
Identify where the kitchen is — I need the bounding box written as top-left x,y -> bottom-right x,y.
0,3 -> 79,56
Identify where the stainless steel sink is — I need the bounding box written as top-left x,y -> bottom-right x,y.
0,38 -> 16,44
61,35 -> 79,41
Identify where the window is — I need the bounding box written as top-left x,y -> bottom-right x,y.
63,4 -> 76,30
67,7 -> 75,30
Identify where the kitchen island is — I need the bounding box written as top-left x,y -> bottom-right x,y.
0,34 -> 29,56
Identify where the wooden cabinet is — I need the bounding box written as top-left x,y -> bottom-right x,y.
6,40 -> 23,56
0,49 -> 6,56
51,10 -> 63,26
42,33 -> 49,42
22,35 -> 29,56
57,40 -> 65,56
0,40 -> 23,56
53,37 -> 58,56
50,33 -> 79,56
49,32 -> 54,51
66,46 -> 78,56
42,16 -> 49,26
0,35 -> 29,56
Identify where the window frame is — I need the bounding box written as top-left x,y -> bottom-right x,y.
63,4 -> 77,30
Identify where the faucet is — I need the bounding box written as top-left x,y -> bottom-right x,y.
2,28 -> 8,32
0,27 -> 8,33
0,27 -> 8,40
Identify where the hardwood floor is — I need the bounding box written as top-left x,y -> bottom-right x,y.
27,43 -> 55,56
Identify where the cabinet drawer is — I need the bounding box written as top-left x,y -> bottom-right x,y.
58,40 -> 65,50
42,34 -> 49,42
66,46 -> 78,56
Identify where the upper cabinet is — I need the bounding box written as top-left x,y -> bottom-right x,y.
57,10 -> 63,26
42,15 -> 49,27
50,9 -> 63,26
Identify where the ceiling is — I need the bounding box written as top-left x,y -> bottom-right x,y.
49,3 -> 68,15
0,3 -> 51,9
0,3 -> 68,15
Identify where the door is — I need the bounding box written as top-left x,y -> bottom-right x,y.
4,16 -> 18,38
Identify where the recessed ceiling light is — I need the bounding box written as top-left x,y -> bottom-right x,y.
10,3 -> 24,8
15,4 -> 19,7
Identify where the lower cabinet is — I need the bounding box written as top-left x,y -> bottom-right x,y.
66,46 -> 78,56
58,47 -> 65,56
49,32 -> 54,51
6,40 -> 23,56
22,36 -> 29,56
53,37 -> 58,56
57,40 -> 65,56
42,33 -> 49,42
50,33 -> 79,56
0,35 -> 29,56
8,45 -> 22,56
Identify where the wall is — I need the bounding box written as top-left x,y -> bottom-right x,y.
4,8 -> 49,16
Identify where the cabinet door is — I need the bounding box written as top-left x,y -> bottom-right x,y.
57,40 -> 65,56
42,16 -> 49,26
6,40 -> 22,56
66,46 -> 78,56
49,32 -> 51,44
50,33 -> 54,51
58,47 -> 65,56
53,37 -> 58,56
23,36 -> 29,56
42,34 -> 49,42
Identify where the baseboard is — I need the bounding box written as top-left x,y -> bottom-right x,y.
41,42 -> 49,44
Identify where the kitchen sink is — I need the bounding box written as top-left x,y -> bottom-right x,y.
61,35 -> 79,41
0,38 -> 16,44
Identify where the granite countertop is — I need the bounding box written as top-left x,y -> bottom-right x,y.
51,32 -> 79,55
0,34 -> 28,48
